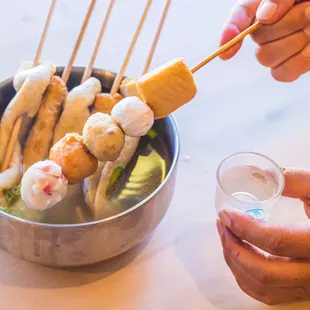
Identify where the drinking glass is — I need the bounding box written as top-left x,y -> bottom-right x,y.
215,152 -> 285,220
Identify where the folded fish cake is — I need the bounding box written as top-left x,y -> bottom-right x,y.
137,58 -> 197,119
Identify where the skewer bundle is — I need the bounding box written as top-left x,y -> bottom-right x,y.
0,0 -> 258,219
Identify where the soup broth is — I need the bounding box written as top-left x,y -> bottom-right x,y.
5,132 -> 171,224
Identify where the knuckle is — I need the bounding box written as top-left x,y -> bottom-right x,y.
251,30 -> 266,45
230,220 -> 246,238
265,234 -> 287,255
252,267 -> 271,285
230,247 -> 242,261
251,33 -> 260,44
255,46 -> 272,67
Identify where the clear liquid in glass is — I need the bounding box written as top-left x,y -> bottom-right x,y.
216,165 -> 279,220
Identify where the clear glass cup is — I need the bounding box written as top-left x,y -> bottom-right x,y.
215,152 -> 285,220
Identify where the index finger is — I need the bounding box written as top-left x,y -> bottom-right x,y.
219,0 -> 261,60
218,221 -> 310,290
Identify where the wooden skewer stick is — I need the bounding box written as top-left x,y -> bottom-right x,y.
143,0 -> 171,75
62,0 -> 97,84
191,21 -> 261,74
0,0 -> 57,173
33,0 -> 57,67
110,0 -> 153,95
82,0 -> 116,83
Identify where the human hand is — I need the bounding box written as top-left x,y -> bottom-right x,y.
217,168 -> 310,305
219,0 -> 310,82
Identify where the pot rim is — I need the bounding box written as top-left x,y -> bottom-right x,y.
0,67 -> 181,228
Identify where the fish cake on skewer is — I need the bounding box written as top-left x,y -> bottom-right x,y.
0,143 -> 21,206
23,76 -> 68,171
21,160 -> 68,211
111,96 -> 154,137
92,92 -> 123,115
53,77 -> 101,143
0,61 -> 55,201
82,112 -> 125,162
137,57 -> 197,119
0,61 -> 56,163
119,77 -> 142,99
50,133 -> 98,185
94,136 -> 140,219
82,161 -> 106,211
83,99 -> 125,208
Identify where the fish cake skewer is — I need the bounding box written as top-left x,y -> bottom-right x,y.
90,0 -> 171,215
0,0 -> 57,173
84,0 -> 155,209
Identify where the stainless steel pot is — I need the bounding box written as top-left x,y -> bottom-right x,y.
0,67 -> 180,267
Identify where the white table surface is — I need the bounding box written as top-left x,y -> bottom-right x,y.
1,0 -> 310,309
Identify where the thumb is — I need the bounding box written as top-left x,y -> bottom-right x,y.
282,168 -> 310,200
256,0 -> 295,23
282,167 -> 310,219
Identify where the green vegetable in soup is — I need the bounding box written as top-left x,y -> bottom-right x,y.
106,166 -> 124,195
11,185 -> 21,197
147,128 -> 158,139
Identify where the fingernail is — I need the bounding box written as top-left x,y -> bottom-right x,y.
219,210 -> 231,228
305,6 -> 310,21
256,1 -> 278,20
216,219 -> 224,237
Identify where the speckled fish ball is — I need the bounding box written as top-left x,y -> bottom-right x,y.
82,112 -> 125,162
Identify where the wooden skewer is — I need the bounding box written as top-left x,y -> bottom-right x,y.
82,0 -> 116,83
62,0 -> 97,84
110,0 -> 153,95
33,0 -> 57,67
191,21 -> 261,74
0,0 -> 57,173
143,0 -> 171,75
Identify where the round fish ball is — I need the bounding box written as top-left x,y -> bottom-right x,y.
82,113 -> 125,162
49,133 -> 98,184
21,160 -> 68,211
111,96 -> 154,137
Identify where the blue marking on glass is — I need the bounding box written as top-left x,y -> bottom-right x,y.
245,208 -> 266,221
